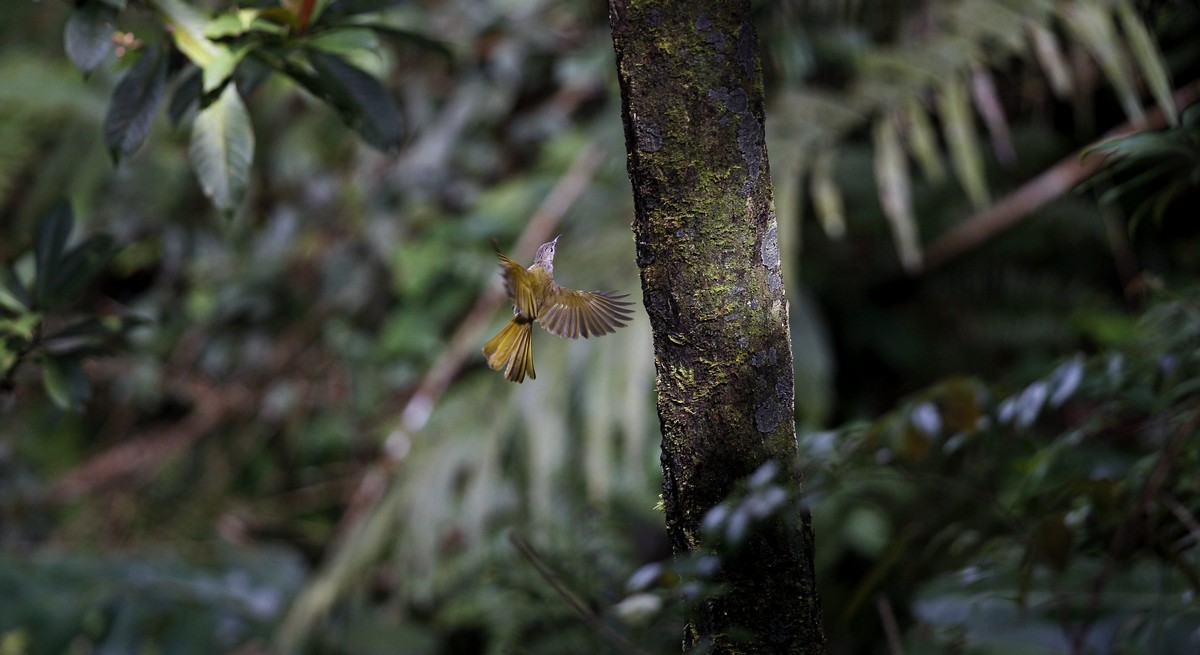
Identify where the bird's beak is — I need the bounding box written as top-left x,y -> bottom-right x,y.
552,235 -> 561,244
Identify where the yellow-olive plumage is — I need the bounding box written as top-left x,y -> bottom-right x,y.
483,237 -> 634,382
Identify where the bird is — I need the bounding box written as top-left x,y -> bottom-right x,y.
483,236 -> 635,382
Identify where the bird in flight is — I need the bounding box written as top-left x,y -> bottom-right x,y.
483,236 -> 635,382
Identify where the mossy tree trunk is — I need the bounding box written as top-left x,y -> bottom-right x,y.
608,0 -> 824,652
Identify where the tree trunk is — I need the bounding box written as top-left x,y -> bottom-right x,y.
607,1 -> 824,652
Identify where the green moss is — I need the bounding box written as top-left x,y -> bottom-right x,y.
612,0 -> 823,651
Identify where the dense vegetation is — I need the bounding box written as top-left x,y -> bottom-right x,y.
1,1 -> 1199,653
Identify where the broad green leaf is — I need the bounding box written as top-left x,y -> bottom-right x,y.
41,356 -> 90,410
937,77 -> 990,209
41,356 -> 73,410
304,27 -> 381,59
809,150 -> 845,240
0,314 -> 40,341
873,115 -> 921,272
103,45 -> 169,160
189,84 -> 255,211
45,235 -> 115,310
302,49 -> 403,152
0,313 -> 40,374
1089,132 -> 1189,160
205,9 -> 289,39
202,44 -> 252,93
1116,0 -> 1177,126
205,12 -> 251,39
149,0 -> 219,67
0,268 -> 29,314
168,67 -> 203,126
64,3 -> 117,75
34,202 -> 74,306
1061,3 -> 1145,126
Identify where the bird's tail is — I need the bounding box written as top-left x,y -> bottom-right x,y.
483,319 -> 535,383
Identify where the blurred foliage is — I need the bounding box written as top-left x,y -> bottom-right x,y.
804,290 -> 1200,653
762,0 -> 1185,272
0,549 -> 304,655
0,0 -> 1199,654
1,202 -> 132,412
1085,102 -> 1200,230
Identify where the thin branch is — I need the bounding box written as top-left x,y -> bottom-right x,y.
874,593 -> 906,655
48,376 -> 250,502
922,78 -> 1200,273
1161,491 -> 1200,550
509,531 -> 651,655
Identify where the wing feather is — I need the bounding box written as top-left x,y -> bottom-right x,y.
497,252 -> 537,319
541,287 -> 635,339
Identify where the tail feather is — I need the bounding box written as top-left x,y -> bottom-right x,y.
483,319 -> 535,383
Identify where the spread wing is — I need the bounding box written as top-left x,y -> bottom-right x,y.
497,252 -> 538,318
540,286 -> 635,339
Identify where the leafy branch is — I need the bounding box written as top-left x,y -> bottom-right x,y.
0,202 -> 126,411
62,0 -> 449,212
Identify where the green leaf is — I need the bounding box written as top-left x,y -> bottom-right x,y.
937,77 -> 990,209
901,97 -> 945,183
64,3 -> 117,75
873,115 -> 921,272
104,45 -> 169,161
0,314 -> 40,341
1116,0 -> 1177,127
0,268 -> 29,314
302,49 -> 403,152
205,9 -> 289,39
34,202 -> 74,307
149,0 -> 220,67
189,84 -> 255,211
1061,3 -> 1145,126
203,44 -> 252,93
1090,132 -> 1182,160
809,150 -> 845,240
304,27 -> 380,57
168,67 -> 203,126
205,12 -> 250,39
41,356 -> 90,410
44,235 -> 115,310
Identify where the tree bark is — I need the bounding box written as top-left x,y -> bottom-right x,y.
608,1 -> 824,652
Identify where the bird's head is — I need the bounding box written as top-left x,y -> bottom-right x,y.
532,235 -> 559,272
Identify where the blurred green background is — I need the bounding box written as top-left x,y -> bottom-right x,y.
2,1 -> 1200,653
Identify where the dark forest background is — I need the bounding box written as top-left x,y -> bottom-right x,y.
2,1 -> 1200,653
